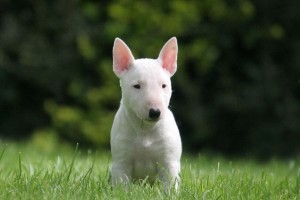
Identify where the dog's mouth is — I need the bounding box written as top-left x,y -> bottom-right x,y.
145,118 -> 159,123
140,119 -> 158,129
142,118 -> 160,125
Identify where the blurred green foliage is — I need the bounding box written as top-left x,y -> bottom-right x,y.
0,0 -> 299,158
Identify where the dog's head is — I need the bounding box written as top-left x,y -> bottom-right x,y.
112,37 -> 178,123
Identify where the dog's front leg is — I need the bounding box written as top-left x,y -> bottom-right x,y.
158,161 -> 181,193
111,161 -> 132,188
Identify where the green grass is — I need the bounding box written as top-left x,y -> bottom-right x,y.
0,140 -> 299,199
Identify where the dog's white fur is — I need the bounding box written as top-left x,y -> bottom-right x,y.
110,37 -> 182,191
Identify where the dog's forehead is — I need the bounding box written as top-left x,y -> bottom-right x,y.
131,59 -> 169,79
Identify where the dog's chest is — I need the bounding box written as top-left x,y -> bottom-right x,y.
131,134 -> 163,180
138,136 -> 154,149
133,133 -> 162,155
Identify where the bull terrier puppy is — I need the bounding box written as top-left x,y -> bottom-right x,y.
110,37 -> 182,192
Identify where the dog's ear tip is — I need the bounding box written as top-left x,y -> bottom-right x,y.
114,37 -> 123,44
170,37 -> 177,42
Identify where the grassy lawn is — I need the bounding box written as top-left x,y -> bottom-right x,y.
0,140 -> 299,199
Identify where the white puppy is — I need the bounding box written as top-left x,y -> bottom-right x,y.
110,37 -> 182,191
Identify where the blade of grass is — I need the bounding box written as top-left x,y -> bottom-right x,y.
295,169 -> 300,195
18,152 -> 22,175
83,153 -> 96,180
0,144 -> 7,162
66,143 -> 79,181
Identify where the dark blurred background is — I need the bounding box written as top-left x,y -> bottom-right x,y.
0,0 -> 299,158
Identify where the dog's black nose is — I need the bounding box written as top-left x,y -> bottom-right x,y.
149,108 -> 161,120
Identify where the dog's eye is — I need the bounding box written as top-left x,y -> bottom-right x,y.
162,84 -> 167,89
133,84 -> 141,89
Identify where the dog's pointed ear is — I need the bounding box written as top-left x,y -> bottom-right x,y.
113,38 -> 135,77
157,37 -> 178,77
